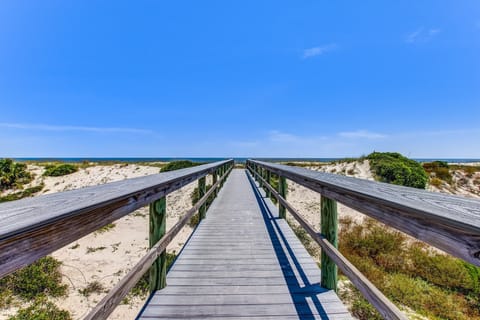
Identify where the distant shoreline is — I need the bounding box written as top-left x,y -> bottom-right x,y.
10,157 -> 480,164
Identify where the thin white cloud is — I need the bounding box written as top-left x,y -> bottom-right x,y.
302,44 -> 337,59
0,122 -> 153,134
405,27 -> 441,43
338,130 -> 387,139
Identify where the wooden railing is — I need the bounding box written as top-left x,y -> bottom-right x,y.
0,159 -> 234,319
247,159 -> 480,320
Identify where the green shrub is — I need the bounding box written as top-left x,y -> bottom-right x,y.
407,244 -> 476,291
367,152 -> 428,189
160,160 -> 202,172
43,164 -> 78,177
0,159 -> 32,190
8,297 -> 72,320
338,218 -> 480,319
423,161 -> 453,184
78,281 -> 105,297
0,257 -> 67,301
0,185 -> 44,203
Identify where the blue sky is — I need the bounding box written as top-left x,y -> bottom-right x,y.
0,1 -> 479,158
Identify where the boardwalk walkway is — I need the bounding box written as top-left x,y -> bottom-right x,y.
138,169 -> 351,319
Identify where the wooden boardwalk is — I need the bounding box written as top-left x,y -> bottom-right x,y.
138,169 -> 351,319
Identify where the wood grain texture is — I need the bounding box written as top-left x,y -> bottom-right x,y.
0,160 -> 233,279
321,196 -> 338,291
84,164 -> 233,320
139,169 -> 351,320
248,160 -> 480,266
249,169 -> 406,320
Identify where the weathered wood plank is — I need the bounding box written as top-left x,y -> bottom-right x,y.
248,160 -> 480,266
0,160 -> 233,278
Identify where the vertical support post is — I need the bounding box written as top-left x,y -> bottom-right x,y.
213,169 -> 218,197
321,196 -> 338,291
259,167 -> 264,188
266,170 -> 271,198
279,176 -> 287,219
199,177 -> 206,220
149,197 -> 166,292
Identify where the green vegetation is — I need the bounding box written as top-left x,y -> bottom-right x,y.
0,159 -> 32,190
43,163 -> 78,177
8,297 -> 72,320
78,281 -> 105,297
0,185 -> 44,203
94,223 -> 116,234
86,246 -> 106,253
0,256 -> 67,308
339,217 -> 480,319
423,161 -> 453,185
160,160 -> 202,172
367,152 -> 428,189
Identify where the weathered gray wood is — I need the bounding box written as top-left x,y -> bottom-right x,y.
84,165 -> 232,320
248,160 -> 480,266
0,160 -> 233,278
321,196 -> 338,291
139,169 -> 351,320
149,197 -> 167,291
250,168 -> 407,320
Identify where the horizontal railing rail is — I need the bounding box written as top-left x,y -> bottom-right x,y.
247,159 -> 480,320
0,159 -> 233,278
247,160 -> 480,266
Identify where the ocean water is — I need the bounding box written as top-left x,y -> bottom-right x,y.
12,157 -> 480,164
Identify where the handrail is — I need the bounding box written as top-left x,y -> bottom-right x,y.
85,165 -> 233,320
247,160 -> 480,266
247,159 -> 480,320
248,167 -> 406,320
0,159 -> 233,279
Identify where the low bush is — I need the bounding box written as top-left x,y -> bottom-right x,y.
338,218 -> 480,319
423,161 -> 453,183
0,185 -> 44,203
367,152 -> 428,189
43,164 -> 78,177
0,256 -> 67,305
0,159 -> 32,190
160,160 -> 202,172
8,297 -> 72,320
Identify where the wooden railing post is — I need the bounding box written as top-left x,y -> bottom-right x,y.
266,170 -> 271,198
199,177 -> 206,220
213,169 -> 218,197
279,176 -> 287,219
149,197 -> 167,291
321,195 -> 338,291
